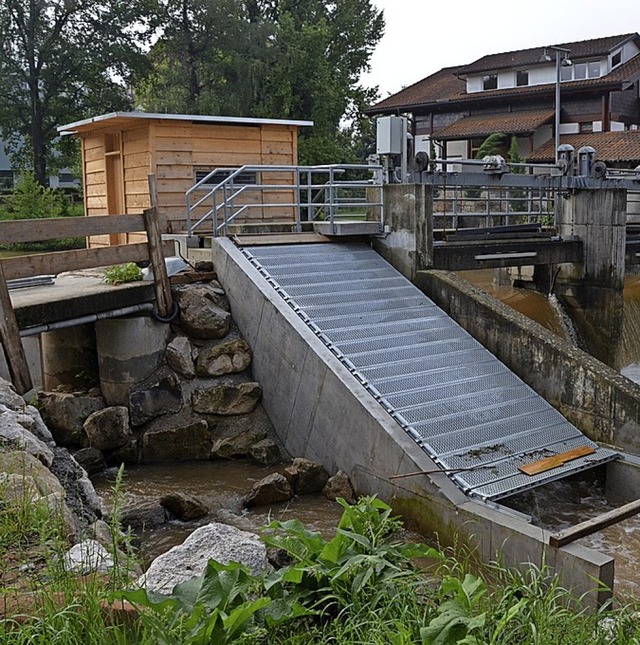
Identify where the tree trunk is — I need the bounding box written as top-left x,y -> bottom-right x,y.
30,81 -> 47,186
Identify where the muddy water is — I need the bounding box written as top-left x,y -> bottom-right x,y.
93,461 -> 346,567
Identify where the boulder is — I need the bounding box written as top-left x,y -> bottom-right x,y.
192,380 -> 262,416
0,451 -> 64,497
323,470 -> 356,504
73,447 -> 106,476
165,335 -> 197,379
129,368 -> 184,427
211,426 -> 268,460
173,284 -> 231,340
244,472 -> 293,508
0,407 -> 55,466
248,438 -> 282,466
15,407 -> 54,444
160,492 -> 209,521
139,522 -> 268,594
120,500 -> 168,534
63,540 -> 114,575
284,458 -> 330,495
37,392 -> 105,446
142,418 -> 211,463
0,379 -> 26,410
105,439 -> 139,466
195,337 -> 252,377
83,406 -> 131,452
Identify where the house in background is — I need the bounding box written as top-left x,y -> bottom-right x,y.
58,112 -> 312,245
366,33 -> 640,167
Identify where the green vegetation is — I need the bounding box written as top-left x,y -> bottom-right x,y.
103,263 -> 143,285
0,173 -> 84,252
3,490 -> 640,644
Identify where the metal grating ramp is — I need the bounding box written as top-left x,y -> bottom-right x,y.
241,242 -> 619,501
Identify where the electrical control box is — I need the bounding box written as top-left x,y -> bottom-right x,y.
376,116 -> 404,155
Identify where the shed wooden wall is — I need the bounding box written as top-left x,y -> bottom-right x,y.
80,118 -> 299,244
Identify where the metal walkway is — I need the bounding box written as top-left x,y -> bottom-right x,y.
242,242 -> 619,501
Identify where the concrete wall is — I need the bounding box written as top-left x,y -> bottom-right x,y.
372,184 -> 432,279
416,269 -> 640,453
210,237 -> 614,606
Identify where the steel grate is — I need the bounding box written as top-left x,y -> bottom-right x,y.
242,242 -> 619,501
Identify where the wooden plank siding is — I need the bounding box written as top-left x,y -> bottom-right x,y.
77,118 -> 302,238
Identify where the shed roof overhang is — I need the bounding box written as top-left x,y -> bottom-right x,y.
529,130 -> 640,163
58,112 -> 314,135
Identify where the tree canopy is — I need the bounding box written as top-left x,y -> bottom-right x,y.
0,0 -> 384,182
0,0 -> 154,185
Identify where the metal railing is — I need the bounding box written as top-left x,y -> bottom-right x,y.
185,164 -> 384,237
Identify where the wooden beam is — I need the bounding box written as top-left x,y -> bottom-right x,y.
0,214 -> 156,244
549,498 -> 640,548
0,262 -> 32,393
518,446 -> 596,476
1,241 -> 174,281
143,207 -> 174,318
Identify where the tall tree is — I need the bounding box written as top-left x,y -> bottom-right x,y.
0,0 -> 154,185
138,0 -> 384,164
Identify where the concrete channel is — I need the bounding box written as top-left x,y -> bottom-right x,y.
210,236 -> 640,606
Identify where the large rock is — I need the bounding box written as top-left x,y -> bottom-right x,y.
0,406 -> 55,466
211,426 -> 268,460
0,451 -> 64,497
173,283 -> 231,340
244,472 -> 293,508
323,470 -> 356,504
165,335 -> 197,379
0,379 -> 27,411
129,368 -> 184,427
160,492 -> 209,521
140,522 -> 268,594
142,418 -> 211,463
195,336 -> 252,377
192,380 -> 262,416
83,406 -> 131,452
248,438 -> 282,466
15,407 -> 54,444
38,392 -> 105,446
63,540 -> 114,574
73,447 -> 106,476
120,500 -> 168,533
284,458 -> 330,495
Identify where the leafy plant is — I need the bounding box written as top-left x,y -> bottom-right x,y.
103,263 -> 143,285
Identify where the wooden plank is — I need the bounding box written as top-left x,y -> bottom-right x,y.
0,214 -> 153,244
549,498 -> 640,548
192,138 -> 261,154
192,124 -> 261,140
143,205 -> 173,318
191,152 -> 261,166
2,240 -> 174,280
518,446 -> 596,476
0,261 -> 32,393
123,152 -> 150,169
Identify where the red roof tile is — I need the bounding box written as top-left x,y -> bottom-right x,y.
435,109 -> 555,140
528,131 -> 640,162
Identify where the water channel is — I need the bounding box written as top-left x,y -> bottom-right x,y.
94,269 -> 640,600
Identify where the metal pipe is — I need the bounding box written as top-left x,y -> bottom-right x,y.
19,303 -> 155,337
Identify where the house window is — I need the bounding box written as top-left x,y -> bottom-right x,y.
483,74 -> 498,90
579,122 -> 593,133
560,60 -> 601,82
195,168 -> 257,186
588,61 -> 600,78
612,50 -> 622,68
516,70 -> 529,87
573,63 -> 587,80
0,170 -> 13,190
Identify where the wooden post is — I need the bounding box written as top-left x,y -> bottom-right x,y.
143,206 -> 174,319
0,261 -> 32,393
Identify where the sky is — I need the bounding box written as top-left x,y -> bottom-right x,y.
361,0 -> 640,98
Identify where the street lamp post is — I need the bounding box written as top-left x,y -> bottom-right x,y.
542,46 -> 572,163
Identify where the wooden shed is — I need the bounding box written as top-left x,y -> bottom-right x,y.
58,112 -> 312,243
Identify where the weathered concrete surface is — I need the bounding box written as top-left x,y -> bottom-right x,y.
371,184 -> 432,279
416,269 -> 640,453
210,236 -> 614,606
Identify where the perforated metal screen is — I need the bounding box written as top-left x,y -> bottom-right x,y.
242,242 -> 618,501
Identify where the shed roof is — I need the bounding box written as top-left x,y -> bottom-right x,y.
58,112 -> 314,135
435,109 -> 555,140
528,131 -> 640,162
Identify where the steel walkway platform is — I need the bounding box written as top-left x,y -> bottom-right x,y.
241,242 -> 619,501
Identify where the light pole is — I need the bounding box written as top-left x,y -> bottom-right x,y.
541,46 -> 572,162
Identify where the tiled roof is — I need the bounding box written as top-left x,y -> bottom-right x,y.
366,33 -> 640,115
528,131 -> 640,162
459,34 -> 636,75
435,109 -> 555,140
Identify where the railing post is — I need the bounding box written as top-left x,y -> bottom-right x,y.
295,168 -> 302,232
143,206 -> 174,319
329,168 -> 336,234
0,261 -> 32,394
